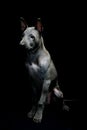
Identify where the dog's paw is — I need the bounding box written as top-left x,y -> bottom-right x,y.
33,110 -> 42,123
62,104 -> 70,111
27,107 -> 36,118
27,111 -> 35,118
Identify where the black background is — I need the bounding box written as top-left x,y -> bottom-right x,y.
0,1 -> 85,129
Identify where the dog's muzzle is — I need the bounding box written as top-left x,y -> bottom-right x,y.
19,40 -> 25,45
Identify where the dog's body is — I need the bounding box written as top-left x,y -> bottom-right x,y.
19,25 -> 67,123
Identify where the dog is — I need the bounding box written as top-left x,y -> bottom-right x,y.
19,17 -> 69,123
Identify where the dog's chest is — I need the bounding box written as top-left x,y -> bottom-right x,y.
25,53 -> 40,76
26,52 -> 38,65
30,63 -> 39,71
25,61 -> 44,83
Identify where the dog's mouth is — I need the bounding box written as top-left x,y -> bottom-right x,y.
28,44 -> 40,53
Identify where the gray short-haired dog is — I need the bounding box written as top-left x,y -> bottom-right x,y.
19,18 -> 69,123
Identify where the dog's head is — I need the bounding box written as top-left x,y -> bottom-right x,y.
19,17 -> 43,51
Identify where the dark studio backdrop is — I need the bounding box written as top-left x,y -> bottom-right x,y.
0,1 -> 84,129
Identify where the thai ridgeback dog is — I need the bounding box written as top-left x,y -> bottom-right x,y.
19,17 -> 69,123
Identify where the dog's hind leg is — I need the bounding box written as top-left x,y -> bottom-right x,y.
53,81 -> 69,111
53,81 -> 63,98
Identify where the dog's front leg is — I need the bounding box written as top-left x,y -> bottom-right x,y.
33,79 -> 51,123
27,84 -> 39,119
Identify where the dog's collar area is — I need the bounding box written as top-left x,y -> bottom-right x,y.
28,44 -> 41,54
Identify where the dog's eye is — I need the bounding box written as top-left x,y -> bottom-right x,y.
30,35 -> 35,40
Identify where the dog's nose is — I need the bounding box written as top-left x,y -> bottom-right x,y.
19,40 -> 25,45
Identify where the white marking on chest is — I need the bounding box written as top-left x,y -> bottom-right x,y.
31,63 -> 39,71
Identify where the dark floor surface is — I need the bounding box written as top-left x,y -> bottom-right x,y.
0,99 -> 83,130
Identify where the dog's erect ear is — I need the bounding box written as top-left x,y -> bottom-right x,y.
35,18 -> 43,33
20,17 -> 28,31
